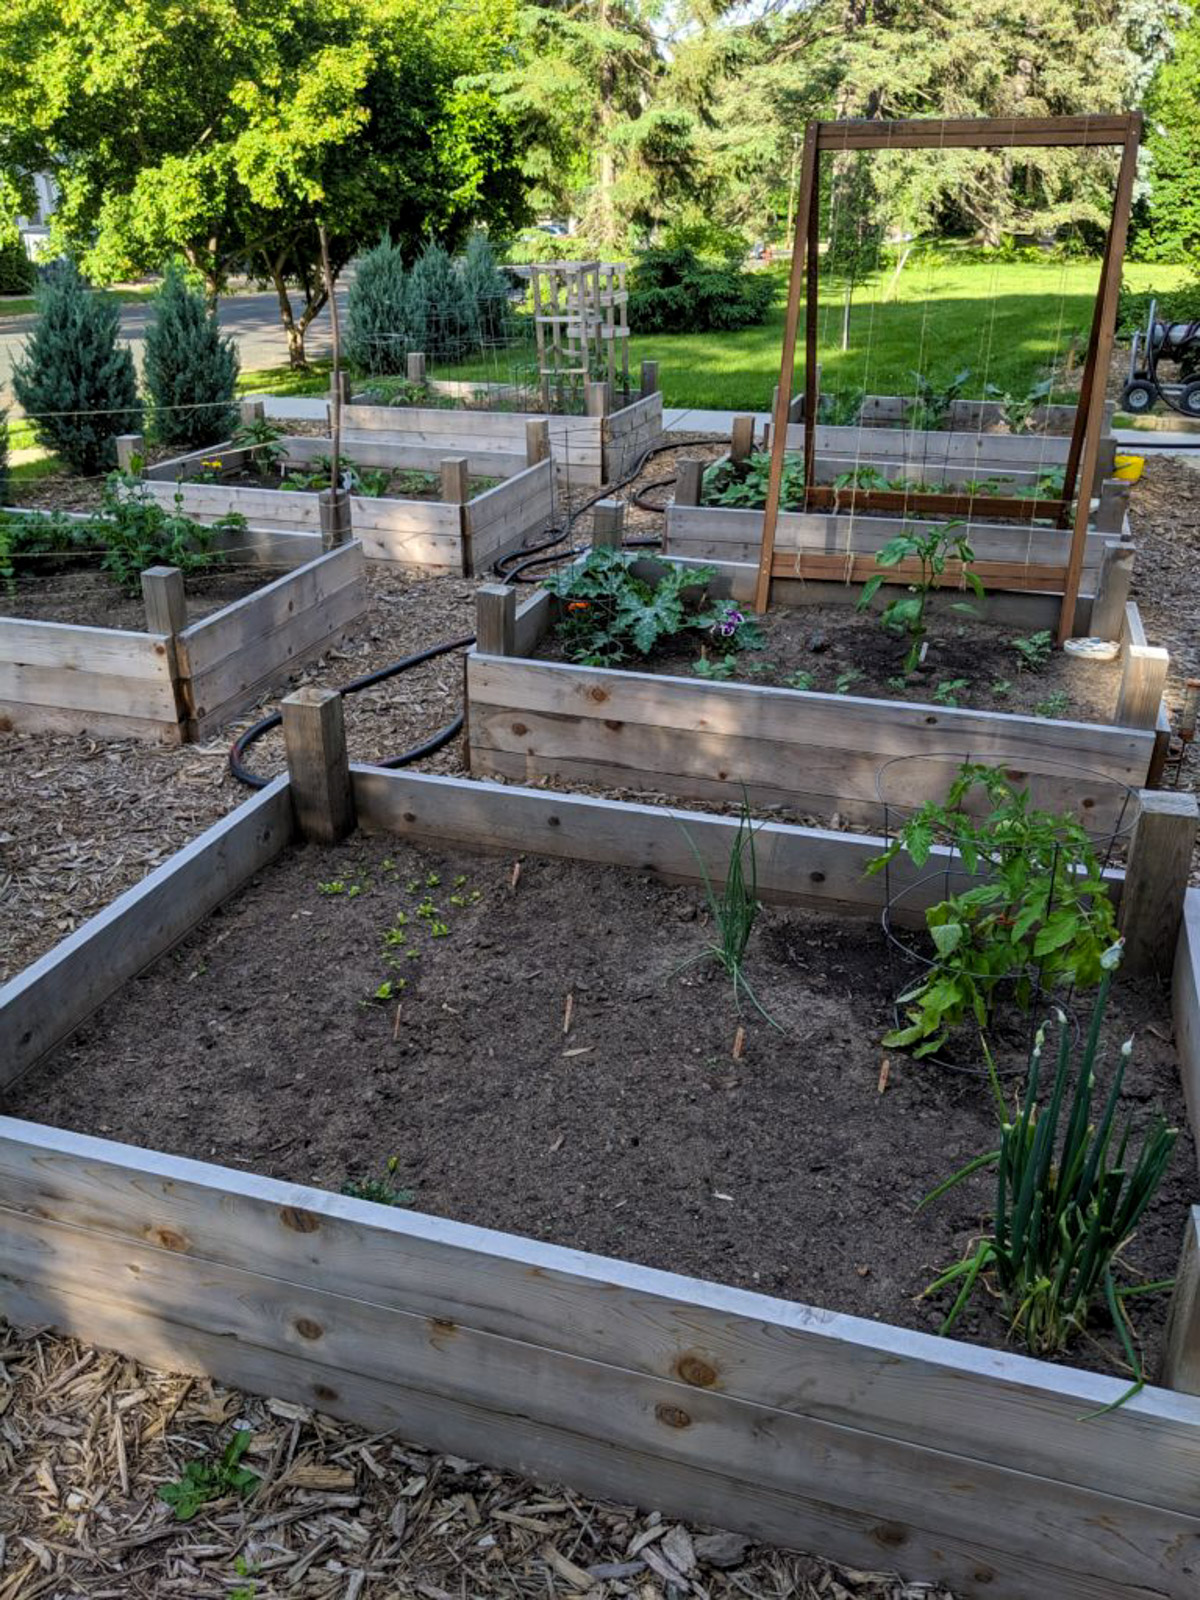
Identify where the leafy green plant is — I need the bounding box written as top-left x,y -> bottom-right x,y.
693,651 -> 737,680
832,464 -> 891,493
983,377 -> 1054,435
1012,630 -> 1053,672
342,1154 -> 414,1206
785,669 -> 815,690
818,387 -> 865,425
1012,467 -> 1067,502
905,368 -> 972,431
1035,690 -> 1072,719
98,474 -> 235,592
159,1430 -> 260,1521
544,547 -> 731,666
991,678 -> 1013,698
835,668 -> 863,694
869,763 -> 1120,1058
857,521 -> 984,672
919,960 -> 1176,1402
0,507 -> 98,589
704,450 -> 805,511
677,797 -> 777,1026
232,415 -> 289,470
932,677 -> 970,706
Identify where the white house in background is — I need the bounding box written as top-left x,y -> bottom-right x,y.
17,173 -> 59,257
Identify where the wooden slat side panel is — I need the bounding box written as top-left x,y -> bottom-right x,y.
665,508 -> 1110,576
206,526 -> 324,568
345,497 -> 464,570
0,620 -> 179,732
140,479 -> 322,531
3,1109 -> 1200,1529
1175,889 -> 1200,1178
0,701 -> 181,743
466,655 -> 1152,827
791,422 -> 1075,467
464,460 -> 555,572
188,579 -> 369,738
0,779 -> 294,1079
341,405 -> 530,445
2,1206 -> 1196,1600
179,544 -> 366,668
604,392 -> 664,473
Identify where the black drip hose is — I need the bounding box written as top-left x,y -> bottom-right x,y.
229,435 -> 722,789
228,634 -> 473,789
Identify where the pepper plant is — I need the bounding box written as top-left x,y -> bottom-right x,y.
868,763 -> 1120,1058
857,520 -> 984,672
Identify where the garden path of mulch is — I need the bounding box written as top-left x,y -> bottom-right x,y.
0,1325 -> 959,1600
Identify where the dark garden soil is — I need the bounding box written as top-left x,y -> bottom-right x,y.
536,603 -> 1123,724
8,830 -> 1192,1383
192,467 -> 501,501
1,565 -> 273,629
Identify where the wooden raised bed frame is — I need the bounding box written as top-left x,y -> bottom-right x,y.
348,359 -> 666,489
465,556 -> 1169,829
0,541 -> 368,743
1,733 -> 1199,1600
139,443 -> 557,580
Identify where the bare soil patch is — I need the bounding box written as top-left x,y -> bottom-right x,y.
536,602 -> 1121,723
7,830 -> 1190,1381
1,564 -> 269,629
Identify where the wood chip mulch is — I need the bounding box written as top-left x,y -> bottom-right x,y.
0,1325 -> 956,1600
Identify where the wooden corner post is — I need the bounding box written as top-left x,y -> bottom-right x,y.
756,121 -> 819,615
1119,790 -> 1199,977
475,584 -> 517,657
1057,117 -> 1142,643
115,433 -> 145,473
1161,1209 -> 1200,1394
592,499 -> 625,549
141,565 -> 190,728
281,687 -> 356,845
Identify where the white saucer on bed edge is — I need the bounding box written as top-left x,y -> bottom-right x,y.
1062,637 -> 1121,662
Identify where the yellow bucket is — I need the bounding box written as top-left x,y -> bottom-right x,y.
1114,454 -> 1145,483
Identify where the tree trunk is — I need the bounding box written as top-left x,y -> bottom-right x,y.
266,253 -> 308,370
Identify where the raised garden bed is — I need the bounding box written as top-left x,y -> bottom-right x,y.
139,442 -> 557,579
1,754 -> 1199,1600
344,383 -> 665,489
0,536 -> 367,743
465,560 -> 1169,829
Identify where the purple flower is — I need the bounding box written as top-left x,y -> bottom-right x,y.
713,605 -> 743,638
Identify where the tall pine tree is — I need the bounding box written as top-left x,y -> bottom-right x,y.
144,262 -> 239,447
346,235 -> 410,374
12,262 -> 141,476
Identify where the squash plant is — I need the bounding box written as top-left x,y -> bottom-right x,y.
868,763 -> 1120,1058
544,547 -> 762,667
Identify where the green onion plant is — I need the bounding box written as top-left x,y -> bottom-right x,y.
677,796 -> 779,1028
919,948 -> 1177,1406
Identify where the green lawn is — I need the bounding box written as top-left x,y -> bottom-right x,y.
237,360 -> 332,398
0,285 -> 158,321
433,257 -> 1192,413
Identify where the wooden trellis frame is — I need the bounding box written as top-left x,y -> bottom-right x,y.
754,112 -> 1143,643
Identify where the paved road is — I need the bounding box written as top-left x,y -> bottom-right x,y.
0,287 -> 349,405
